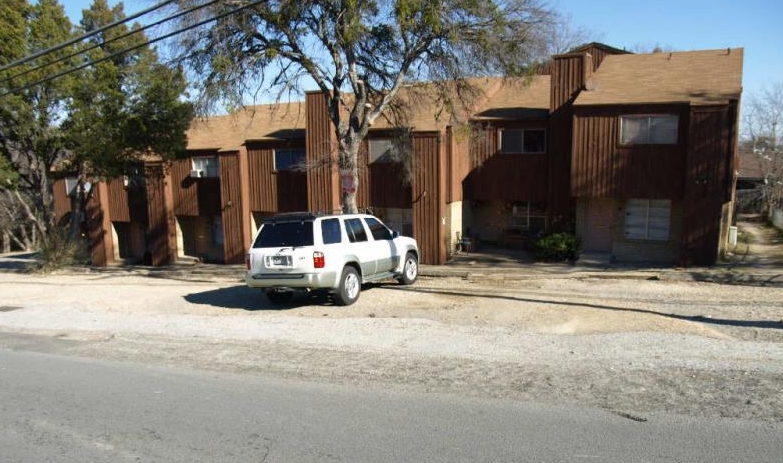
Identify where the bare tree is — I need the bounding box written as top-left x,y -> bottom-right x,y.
742,83 -> 783,215
171,0 -> 561,213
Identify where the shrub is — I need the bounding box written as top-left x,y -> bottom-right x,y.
34,227 -> 89,273
534,232 -> 581,262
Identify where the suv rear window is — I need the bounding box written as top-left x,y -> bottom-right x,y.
253,221 -> 314,248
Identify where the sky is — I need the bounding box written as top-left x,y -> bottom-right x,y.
60,0 -> 782,99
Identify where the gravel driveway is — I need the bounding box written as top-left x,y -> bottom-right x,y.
1,267 -> 782,423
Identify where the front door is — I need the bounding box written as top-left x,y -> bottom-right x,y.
583,198 -> 615,252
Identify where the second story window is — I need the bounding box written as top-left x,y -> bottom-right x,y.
620,115 -> 679,145
192,156 -> 219,178
368,139 -> 397,164
274,148 -> 305,171
500,129 -> 546,154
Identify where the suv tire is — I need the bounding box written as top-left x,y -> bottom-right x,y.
335,266 -> 360,306
397,252 -> 419,285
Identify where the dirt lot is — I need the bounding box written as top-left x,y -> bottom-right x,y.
1,268 -> 782,423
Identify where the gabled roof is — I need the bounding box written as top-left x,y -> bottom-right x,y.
574,48 -> 743,106
562,42 -> 630,57
186,102 -> 306,152
472,75 -> 551,120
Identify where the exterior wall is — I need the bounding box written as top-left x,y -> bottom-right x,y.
86,182 -> 113,266
411,132 -> 447,265
246,140 -> 308,215
447,201 -> 463,256
446,125 -> 471,203
612,200 -> 681,264
680,103 -> 738,265
219,151 -> 246,264
171,155 -> 221,217
576,197 -> 682,263
52,178 -> 70,225
463,121 -> 549,202
305,91 -> 340,213
145,162 -> 175,266
571,105 -> 689,199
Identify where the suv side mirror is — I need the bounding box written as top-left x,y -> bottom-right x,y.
391,230 -> 399,239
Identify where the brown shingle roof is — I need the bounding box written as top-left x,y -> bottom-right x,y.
186,102 -> 306,152
574,48 -> 743,106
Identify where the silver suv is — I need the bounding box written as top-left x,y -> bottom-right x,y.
245,212 -> 419,305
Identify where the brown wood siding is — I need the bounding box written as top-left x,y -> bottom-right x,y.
463,124 -> 548,202
306,91 -> 340,213
52,178 -> 70,225
219,152 -> 245,264
276,171 -> 308,212
145,163 -> 172,266
680,104 -> 736,266
357,138 -> 412,210
247,141 -> 308,214
445,126 -> 471,203
171,156 -> 221,216
411,133 -> 445,265
107,178 -> 130,222
247,144 -> 276,212
571,105 -> 688,199
85,183 -> 111,266
550,54 -> 585,111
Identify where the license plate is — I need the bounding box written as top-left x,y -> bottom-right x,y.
270,255 -> 291,266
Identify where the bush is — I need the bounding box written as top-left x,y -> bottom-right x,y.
34,227 -> 89,273
534,232 -> 581,262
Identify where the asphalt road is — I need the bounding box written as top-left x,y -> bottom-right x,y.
1,345 -> 781,463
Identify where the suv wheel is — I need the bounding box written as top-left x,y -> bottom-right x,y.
266,289 -> 294,304
397,252 -> 418,285
334,266 -> 360,306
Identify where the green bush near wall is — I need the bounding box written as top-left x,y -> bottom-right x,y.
534,232 -> 581,262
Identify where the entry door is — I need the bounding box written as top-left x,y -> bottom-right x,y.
583,198 -> 615,252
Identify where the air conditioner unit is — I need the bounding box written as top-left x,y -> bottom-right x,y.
190,169 -> 203,178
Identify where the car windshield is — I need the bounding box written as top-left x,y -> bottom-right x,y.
253,221 -> 314,248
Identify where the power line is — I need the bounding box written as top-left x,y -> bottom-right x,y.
0,0 -> 177,74
0,0 -> 221,87
0,0 -> 266,99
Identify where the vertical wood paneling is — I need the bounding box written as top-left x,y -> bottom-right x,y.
219,152 -> 245,264
52,179 -> 70,225
411,133 -> 445,265
550,55 -> 585,111
571,105 -> 687,199
145,162 -> 171,266
306,91 -> 340,213
107,178 -> 130,222
171,157 -> 199,216
247,144 -> 277,212
463,124 -> 548,201
680,105 -> 735,265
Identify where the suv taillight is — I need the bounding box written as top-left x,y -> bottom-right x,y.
245,253 -> 251,270
313,251 -> 325,269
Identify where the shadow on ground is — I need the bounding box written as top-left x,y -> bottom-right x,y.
184,285 -> 339,310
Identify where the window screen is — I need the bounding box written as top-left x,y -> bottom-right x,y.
621,115 -> 679,145
500,129 -> 546,153
625,199 -> 671,241
274,148 -> 305,171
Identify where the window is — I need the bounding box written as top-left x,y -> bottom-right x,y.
253,221 -> 314,248
344,218 -> 368,243
509,202 -> 547,235
321,218 -> 342,244
192,156 -> 219,177
274,148 -> 305,171
620,115 -> 679,145
364,217 -> 393,241
500,129 -> 546,153
368,139 -> 399,164
624,199 -> 671,241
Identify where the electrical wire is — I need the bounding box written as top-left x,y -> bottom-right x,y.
0,0 -> 221,87
0,0 -> 178,73
0,0 -> 266,99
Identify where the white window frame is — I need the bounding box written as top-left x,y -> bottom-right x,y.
620,115 -> 679,145
509,201 -> 547,231
624,199 -> 671,242
192,156 -> 219,177
499,129 -> 546,154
